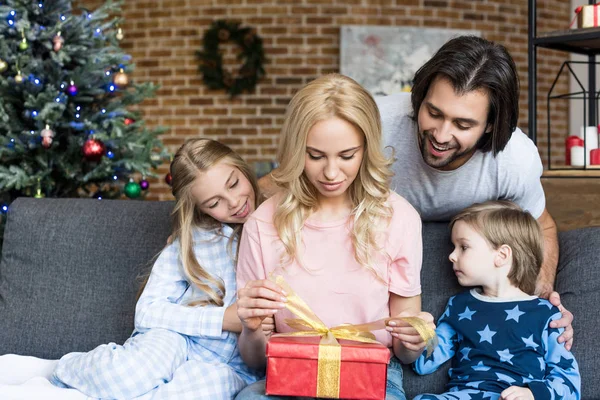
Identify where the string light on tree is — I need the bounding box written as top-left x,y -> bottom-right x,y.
0,60 -> 7,73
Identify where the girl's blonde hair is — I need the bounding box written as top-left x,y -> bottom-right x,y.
169,138 -> 260,306
272,73 -> 394,278
450,200 -> 544,295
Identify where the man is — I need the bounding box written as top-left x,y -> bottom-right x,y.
259,36 -> 573,348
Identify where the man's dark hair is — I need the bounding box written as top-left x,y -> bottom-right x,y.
411,35 -> 519,155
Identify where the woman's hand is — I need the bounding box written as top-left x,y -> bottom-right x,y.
237,279 -> 286,332
386,311 -> 435,353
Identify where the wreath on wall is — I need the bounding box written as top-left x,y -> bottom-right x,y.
197,20 -> 266,98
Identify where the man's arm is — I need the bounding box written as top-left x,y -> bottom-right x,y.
536,207 -> 558,298
537,207 -> 575,351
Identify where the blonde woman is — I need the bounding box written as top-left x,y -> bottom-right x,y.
50,139 -> 267,399
235,74 -> 435,400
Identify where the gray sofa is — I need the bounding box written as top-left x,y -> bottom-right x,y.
0,198 -> 597,398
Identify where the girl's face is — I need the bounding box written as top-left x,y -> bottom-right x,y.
191,160 -> 255,224
304,117 -> 364,204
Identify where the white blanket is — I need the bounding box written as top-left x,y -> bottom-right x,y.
0,354 -> 88,400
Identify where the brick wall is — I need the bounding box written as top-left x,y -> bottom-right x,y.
79,0 -> 572,200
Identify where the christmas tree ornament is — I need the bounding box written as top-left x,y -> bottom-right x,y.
124,180 -> 142,199
67,80 -> 78,96
15,71 -> 24,83
19,30 -> 28,51
116,27 -> 124,41
82,137 -> 105,161
113,68 -> 129,87
0,60 -> 7,73
140,179 -> 150,190
34,179 -> 44,198
40,124 -> 55,148
124,117 -> 135,125
53,31 -> 64,52
165,172 -> 172,186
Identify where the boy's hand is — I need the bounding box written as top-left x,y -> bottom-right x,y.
262,316 -> 275,337
237,279 -> 287,332
386,311 -> 435,353
500,386 -> 534,400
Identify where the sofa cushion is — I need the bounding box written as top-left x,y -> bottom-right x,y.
556,227 -> 600,399
0,198 -> 173,359
402,222 -> 462,398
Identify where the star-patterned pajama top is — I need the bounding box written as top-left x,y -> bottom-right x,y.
413,289 -> 581,399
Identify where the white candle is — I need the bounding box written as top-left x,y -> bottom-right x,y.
578,126 -> 599,164
571,146 -> 585,166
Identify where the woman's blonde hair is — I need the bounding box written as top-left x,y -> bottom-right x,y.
272,73 -> 394,278
450,200 -> 544,295
169,138 -> 260,306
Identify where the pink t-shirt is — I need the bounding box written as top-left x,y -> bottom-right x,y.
236,191 -> 422,347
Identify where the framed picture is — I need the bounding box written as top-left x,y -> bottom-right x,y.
340,26 -> 480,96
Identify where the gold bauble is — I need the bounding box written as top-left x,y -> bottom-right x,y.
113,69 -> 129,87
116,28 -> 124,41
15,73 -> 24,83
0,60 -> 7,73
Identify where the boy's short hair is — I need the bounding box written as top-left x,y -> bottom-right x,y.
450,200 -> 544,295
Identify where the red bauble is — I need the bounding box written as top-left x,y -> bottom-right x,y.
124,118 -> 135,126
165,173 -> 172,186
82,138 -> 106,161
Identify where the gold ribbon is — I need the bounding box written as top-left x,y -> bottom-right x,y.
272,275 -> 438,398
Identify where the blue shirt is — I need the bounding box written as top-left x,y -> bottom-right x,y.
414,289 -> 580,399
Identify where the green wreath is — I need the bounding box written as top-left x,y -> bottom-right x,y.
197,20 -> 266,98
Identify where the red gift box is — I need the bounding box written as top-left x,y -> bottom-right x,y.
266,335 -> 391,400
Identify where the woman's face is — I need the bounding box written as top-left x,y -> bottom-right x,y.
191,160 -> 255,224
303,117 -> 364,204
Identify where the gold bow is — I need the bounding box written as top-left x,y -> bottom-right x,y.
272,275 -> 437,398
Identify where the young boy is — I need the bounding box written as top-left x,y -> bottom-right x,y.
414,201 -> 580,400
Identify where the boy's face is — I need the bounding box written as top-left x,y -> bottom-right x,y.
449,221 -> 499,288
417,76 -> 491,171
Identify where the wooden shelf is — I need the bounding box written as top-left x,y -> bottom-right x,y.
535,27 -> 600,55
543,166 -> 600,178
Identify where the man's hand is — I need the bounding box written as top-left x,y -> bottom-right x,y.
500,386 -> 534,400
548,291 -> 574,351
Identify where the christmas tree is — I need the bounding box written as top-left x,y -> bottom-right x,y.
0,0 -> 168,249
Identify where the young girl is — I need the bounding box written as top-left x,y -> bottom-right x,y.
50,138 -> 266,399
413,201 -> 580,400
233,74 -> 435,400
